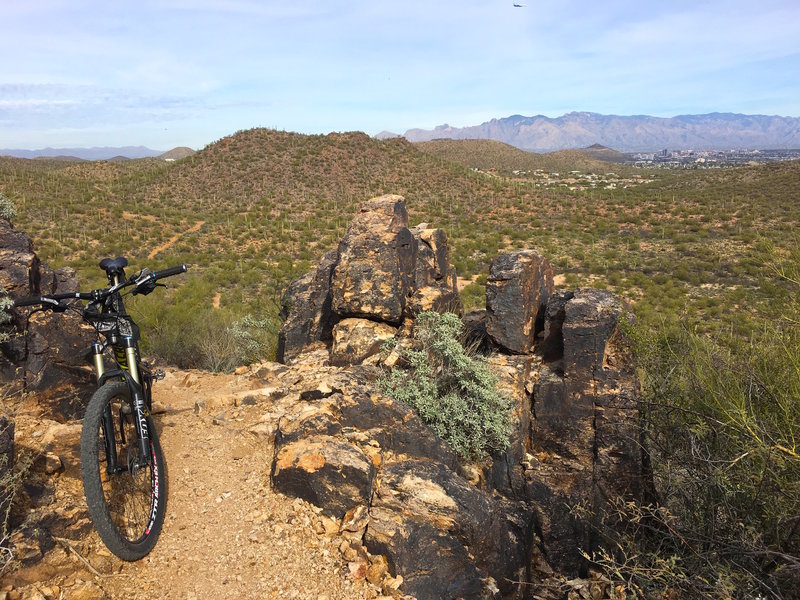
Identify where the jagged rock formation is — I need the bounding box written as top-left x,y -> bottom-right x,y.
276,195 -> 643,599
277,195 -> 462,363
0,219 -> 96,416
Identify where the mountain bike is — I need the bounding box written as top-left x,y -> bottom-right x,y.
14,257 -> 187,560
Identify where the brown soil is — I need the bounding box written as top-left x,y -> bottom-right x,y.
3,369 -> 383,600
147,221 -> 205,260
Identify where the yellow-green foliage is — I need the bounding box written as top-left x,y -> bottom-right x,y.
593,247 -> 800,599
380,312 -> 512,460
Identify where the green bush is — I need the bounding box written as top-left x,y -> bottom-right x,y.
379,311 -> 512,460
0,192 -> 15,222
459,281 -> 485,313
227,314 -> 279,364
590,313 -> 800,599
0,286 -> 12,343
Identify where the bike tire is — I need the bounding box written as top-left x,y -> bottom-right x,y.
80,380 -> 167,560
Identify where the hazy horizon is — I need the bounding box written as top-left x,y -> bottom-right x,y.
2,0 -> 799,150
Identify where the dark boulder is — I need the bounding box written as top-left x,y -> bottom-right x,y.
486,250 -> 553,354
271,435 -> 376,519
0,219 -> 40,300
1,221 -> 96,414
331,195 -> 417,324
367,459 -> 532,599
276,249 -> 338,363
366,506 -> 490,600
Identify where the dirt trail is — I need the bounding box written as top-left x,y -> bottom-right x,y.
5,369 -> 377,600
147,221 -> 204,260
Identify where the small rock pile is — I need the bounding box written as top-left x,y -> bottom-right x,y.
275,195 -> 643,599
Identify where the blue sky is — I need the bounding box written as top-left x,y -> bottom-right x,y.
2,0 -> 799,150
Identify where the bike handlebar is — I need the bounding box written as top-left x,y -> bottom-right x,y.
12,264 -> 188,309
149,264 -> 188,281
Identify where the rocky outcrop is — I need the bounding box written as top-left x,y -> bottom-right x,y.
270,366 -> 525,599
275,195 -> 644,598
407,225 -> 462,316
331,195 -> 417,324
0,220 -> 40,300
330,318 -> 397,367
0,219 -> 96,417
276,249 -> 338,363
277,195 -> 463,363
527,289 -> 640,575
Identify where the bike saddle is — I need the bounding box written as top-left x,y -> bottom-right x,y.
99,256 -> 128,275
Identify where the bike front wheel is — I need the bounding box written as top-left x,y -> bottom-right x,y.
80,380 -> 167,560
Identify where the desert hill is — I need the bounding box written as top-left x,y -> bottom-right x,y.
160,146 -> 196,160
1,127 -> 799,370
414,139 -> 632,175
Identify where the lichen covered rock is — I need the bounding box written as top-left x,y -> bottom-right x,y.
331,195 -> 417,324
330,318 -> 397,366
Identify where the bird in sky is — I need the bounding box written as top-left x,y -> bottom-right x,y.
513,2 -> 526,6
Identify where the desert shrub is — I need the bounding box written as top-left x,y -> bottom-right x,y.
0,192 -> 15,222
459,281 -> 485,313
587,310 -> 800,599
197,313 -> 278,372
226,314 -> 279,366
379,311 -> 512,460
0,286 -> 12,344
135,288 -> 278,372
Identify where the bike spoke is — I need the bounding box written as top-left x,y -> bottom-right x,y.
96,394 -> 156,544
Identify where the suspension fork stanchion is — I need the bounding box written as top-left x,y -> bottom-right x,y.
93,342 -> 119,473
123,336 -> 151,466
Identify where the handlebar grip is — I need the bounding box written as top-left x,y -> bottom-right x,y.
13,296 -> 46,307
152,264 -> 188,280
13,292 -> 90,307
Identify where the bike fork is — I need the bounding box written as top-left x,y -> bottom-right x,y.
93,342 -> 121,473
92,339 -> 152,472
123,337 -> 152,467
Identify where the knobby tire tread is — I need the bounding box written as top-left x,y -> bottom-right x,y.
80,380 -> 167,561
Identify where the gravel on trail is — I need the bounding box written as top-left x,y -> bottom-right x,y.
4,368 -> 396,600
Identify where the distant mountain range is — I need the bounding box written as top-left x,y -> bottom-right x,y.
402,112 -> 800,152
0,146 -> 173,160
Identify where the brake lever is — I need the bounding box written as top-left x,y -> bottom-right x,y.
40,297 -> 68,313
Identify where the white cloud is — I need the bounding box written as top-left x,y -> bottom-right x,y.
0,0 -> 798,147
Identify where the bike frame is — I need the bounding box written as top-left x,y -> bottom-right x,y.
91,272 -> 153,474
13,259 -> 186,474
